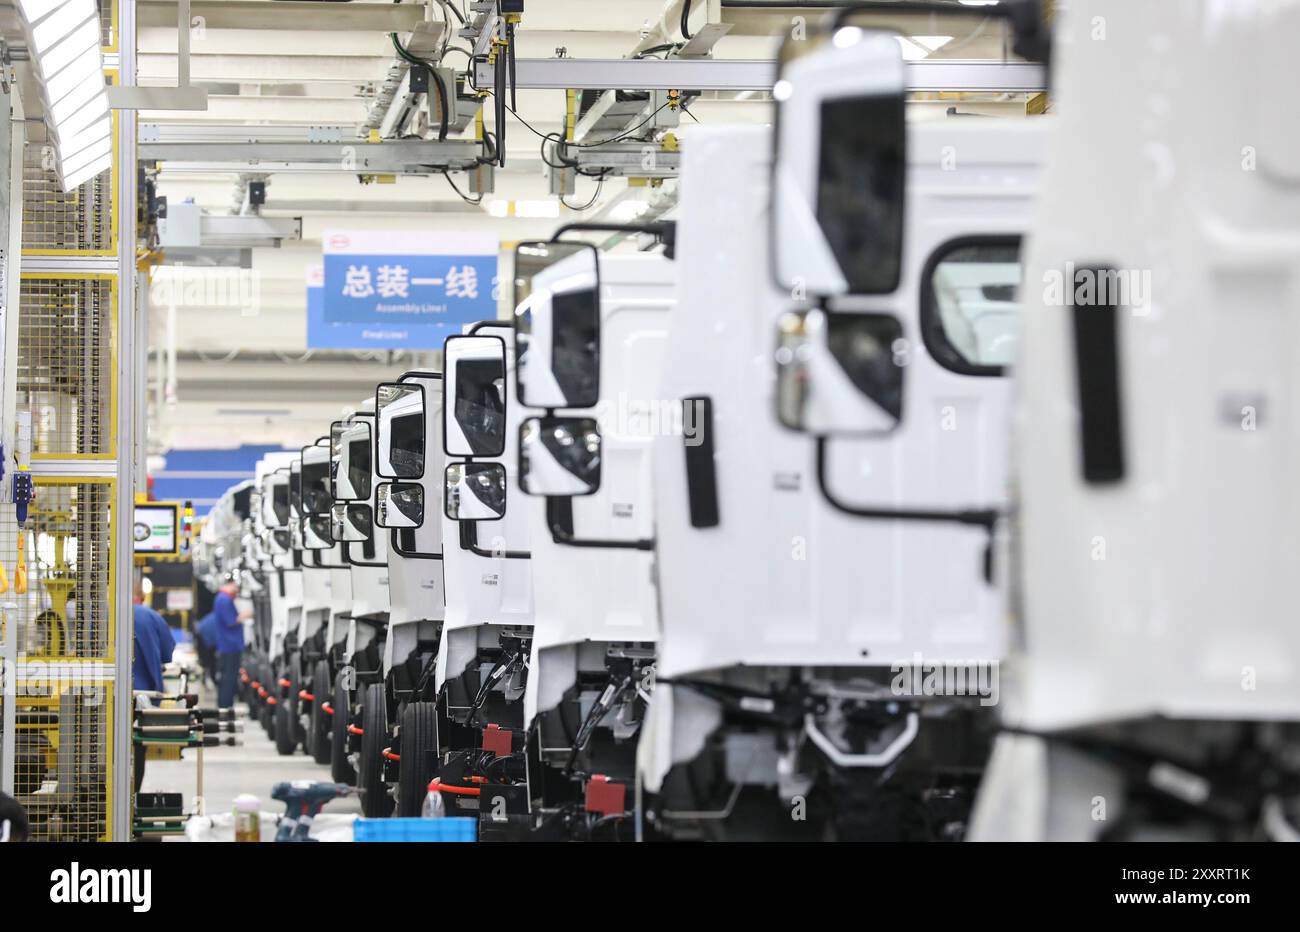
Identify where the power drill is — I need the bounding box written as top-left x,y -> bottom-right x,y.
270,781 -> 354,842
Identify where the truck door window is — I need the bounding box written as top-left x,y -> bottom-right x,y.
921,237 -> 1023,375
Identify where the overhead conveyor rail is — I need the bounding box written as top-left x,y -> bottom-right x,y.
472,57 -> 1047,93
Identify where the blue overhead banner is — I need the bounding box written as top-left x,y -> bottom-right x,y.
151,444 -> 296,508
320,229 -> 498,345
308,266 -> 442,349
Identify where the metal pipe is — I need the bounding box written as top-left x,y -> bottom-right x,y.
803,711 -> 920,768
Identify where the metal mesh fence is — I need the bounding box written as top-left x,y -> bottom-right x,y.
1,479 -> 115,841
22,133 -> 115,254
18,275 -> 115,458
100,0 -> 116,50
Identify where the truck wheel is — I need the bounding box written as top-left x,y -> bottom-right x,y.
397,701 -> 439,817
273,698 -> 297,755
359,683 -> 393,818
309,660 -> 331,766
289,656 -> 306,749
330,677 -> 356,785
261,661 -> 277,738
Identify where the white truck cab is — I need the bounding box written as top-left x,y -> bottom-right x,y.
971,0 -> 1300,841
639,15 -> 1043,837
509,240 -> 674,837
430,322 -> 536,835
350,370 -> 447,817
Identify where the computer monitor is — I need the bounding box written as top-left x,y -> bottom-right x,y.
134,503 -> 179,556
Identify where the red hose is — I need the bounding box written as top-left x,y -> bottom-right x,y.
321,703 -> 334,715
427,778 -> 480,797
278,677 -> 292,689
348,724 -> 364,736
267,696 -> 278,706
382,748 -> 400,762
298,690 -> 315,702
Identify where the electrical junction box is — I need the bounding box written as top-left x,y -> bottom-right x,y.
158,202 -> 202,248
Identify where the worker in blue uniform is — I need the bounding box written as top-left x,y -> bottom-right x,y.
195,609 -> 218,688
214,575 -> 252,710
133,579 -> 175,793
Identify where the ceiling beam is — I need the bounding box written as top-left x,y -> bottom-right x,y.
138,0 -> 425,32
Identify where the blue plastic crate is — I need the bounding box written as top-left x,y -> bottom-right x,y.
353,817 -> 477,843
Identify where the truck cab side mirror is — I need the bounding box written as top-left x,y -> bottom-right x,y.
513,241 -> 601,409
519,416 -> 601,496
300,444 -> 333,516
376,382 -> 426,479
332,418 -> 373,501
443,334 -> 508,458
771,27 -> 906,298
376,481 -> 424,529
776,308 -> 904,434
444,462 -> 507,521
262,470 -> 291,530
301,514 -> 333,550
331,502 -> 374,542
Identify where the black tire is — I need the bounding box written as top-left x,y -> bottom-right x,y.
358,683 -> 393,818
289,655 -> 306,748
273,698 -> 297,755
397,701 -> 439,817
260,662 -> 276,738
309,660 -> 331,766
330,677 -> 356,785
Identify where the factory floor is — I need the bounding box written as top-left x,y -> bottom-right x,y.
139,688 -> 363,834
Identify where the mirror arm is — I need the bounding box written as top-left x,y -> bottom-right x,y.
388,529 -> 442,561
308,550 -> 349,570
545,496 -> 655,552
341,541 -> 386,569
816,437 -> 998,532
552,221 -> 676,260
459,521 -> 530,559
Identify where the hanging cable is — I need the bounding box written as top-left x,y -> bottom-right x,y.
506,17 -> 517,112
441,169 -> 484,205
500,99 -> 673,149
559,172 -> 606,212
680,0 -> 694,40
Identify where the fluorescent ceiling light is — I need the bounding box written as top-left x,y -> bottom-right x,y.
53,91 -> 108,140
50,75 -> 101,125
31,0 -> 94,55
19,0 -> 110,190
44,46 -> 102,105
38,18 -> 99,79
515,200 -> 559,218
895,35 -> 953,61
60,151 -> 110,192
61,135 -> 110,175
18,0 -> 71,23
609,200 -> 650,222
57,116 -> 110,161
